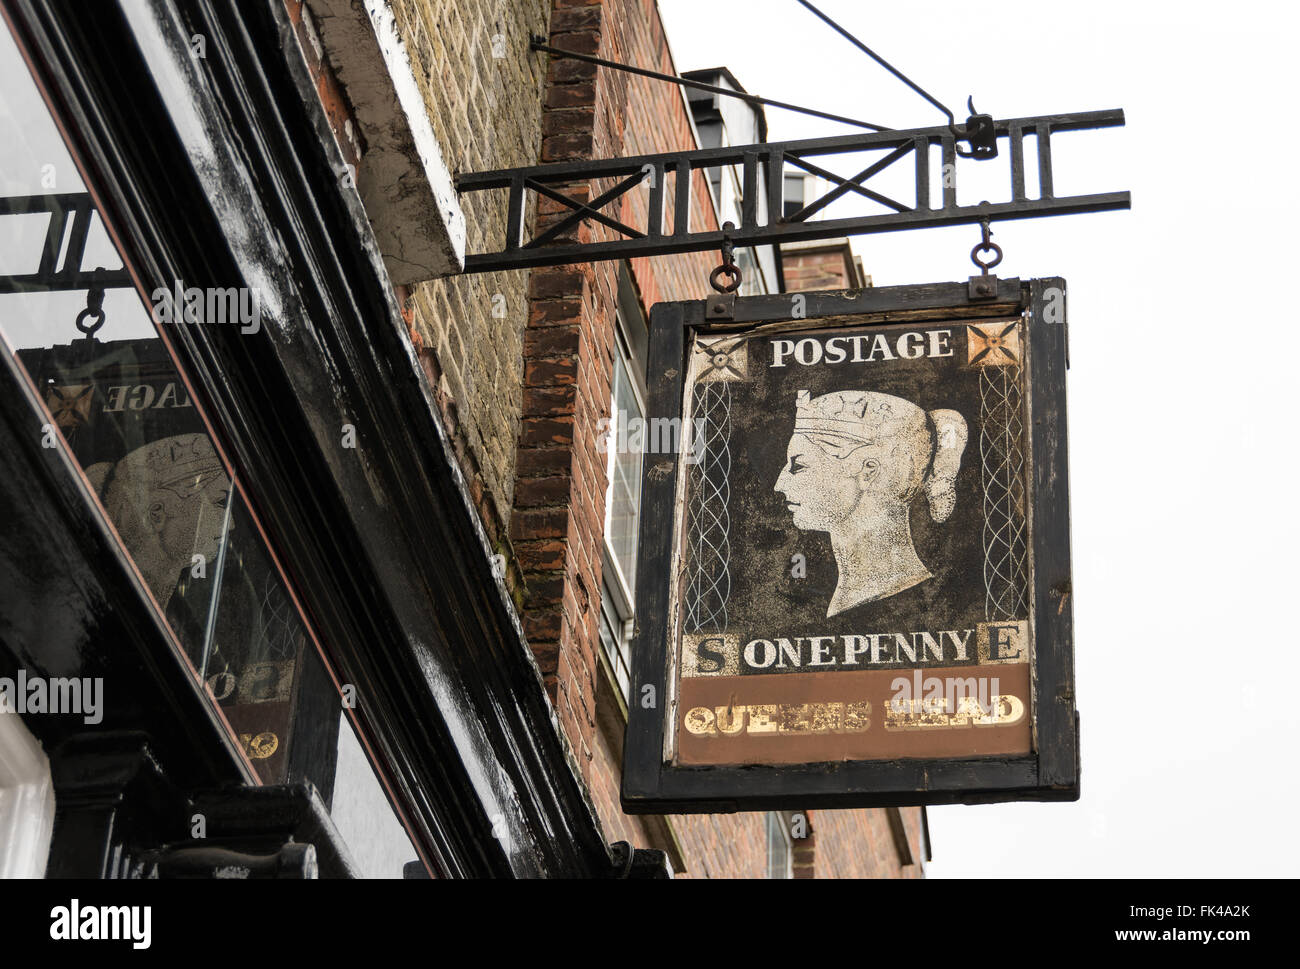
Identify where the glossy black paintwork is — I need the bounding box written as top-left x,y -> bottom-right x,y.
4,0 -> 612,878
0,346 -> 251,793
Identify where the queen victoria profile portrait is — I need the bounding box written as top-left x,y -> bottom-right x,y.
774,389 -> 968,617
84,433 -> 231,612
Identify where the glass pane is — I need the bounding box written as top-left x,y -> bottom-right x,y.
608,350 -> 643,593
201,490 -> 309,783
1,25 -> 324,789
330,714 -> 423,878
2,20 -> 245,728
598,584 -> 630,701
0,17 -> 425,874
766,812 -> 792,879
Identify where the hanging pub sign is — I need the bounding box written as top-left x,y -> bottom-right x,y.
621,278 -> 1078,812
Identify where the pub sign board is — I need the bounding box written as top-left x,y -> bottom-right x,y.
621,278 -> 1078,813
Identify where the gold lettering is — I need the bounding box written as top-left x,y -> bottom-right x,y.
714,703 -> 746,735
746,705 -> 779,734
683,707 -> 716,735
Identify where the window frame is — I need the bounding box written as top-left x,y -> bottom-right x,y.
600,266 -> 649,703
2,0 -> 614,878
765,811 -> 794,879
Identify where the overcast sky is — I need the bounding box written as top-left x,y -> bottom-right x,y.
659,0 -> 1298,877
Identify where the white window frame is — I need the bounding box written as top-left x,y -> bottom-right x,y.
0,712 -> 55,878
600,268 -> 648,703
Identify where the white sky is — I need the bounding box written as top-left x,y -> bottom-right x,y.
659,0 -> 1300,877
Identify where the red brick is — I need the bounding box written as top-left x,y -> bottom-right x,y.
515,539 -> 566,571
543,107 -> 596,137
514,475 -> 572,507
530,639 -> 560,675
524,324 -> 581,358
551,6 -> 602,32
524,609 -> 563,641
524,357 -> 577,386
522,384 -> 577,417
529,299 -> 584,326
523,573 -> 566,608
529,270 -> 588,301
516,447 -> 573,478
511,506 -> 569,541
546,82 -> 596,109
520,416 -> 575,447
542,132 -> 594,161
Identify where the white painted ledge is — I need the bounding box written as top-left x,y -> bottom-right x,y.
305,0 -> 467,282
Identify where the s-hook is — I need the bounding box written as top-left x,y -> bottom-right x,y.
706,222 -> 741,321
968,216 -> 1002,300
75,270 -> 108,339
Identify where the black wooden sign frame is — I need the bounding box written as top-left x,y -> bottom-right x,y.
621,278 -> 1078,813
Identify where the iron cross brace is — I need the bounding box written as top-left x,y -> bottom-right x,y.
453,109 -> 1129,274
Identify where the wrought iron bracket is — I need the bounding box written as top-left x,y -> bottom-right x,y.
454,109 -> 1129,274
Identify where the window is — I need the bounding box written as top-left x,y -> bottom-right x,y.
0,22 -> 419,875
766,811 -> 794,879
783,172 -> 808,220
600,268 -> 648,703
1,22 -> 314,786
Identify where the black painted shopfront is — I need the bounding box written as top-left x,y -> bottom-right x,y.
0,0 -> 627,878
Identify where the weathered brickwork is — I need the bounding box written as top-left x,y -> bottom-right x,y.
807,808 -> 925,879
512,0 -> 720,784
781,241 -> 867,291
382,0 -> 554,557
516,0 -> 927,878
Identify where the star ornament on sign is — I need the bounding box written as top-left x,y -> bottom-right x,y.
966,321 -> 1021,367
44,383 -> 95,430
694,335 -> 748,382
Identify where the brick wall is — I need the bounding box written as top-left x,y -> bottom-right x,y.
511,0 -> 722,778
515,0 -> 926,878
378,0 -> 554,569
805,808 -> 925,879
780,239 -> 867,291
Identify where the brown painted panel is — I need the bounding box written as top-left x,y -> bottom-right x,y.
676,664 -> 1032,766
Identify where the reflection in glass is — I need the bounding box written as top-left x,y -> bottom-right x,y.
1,18 -> 423,874
607,347 -> 643,593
